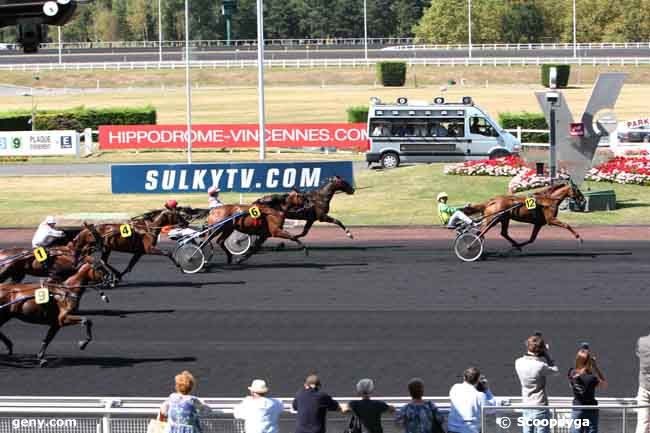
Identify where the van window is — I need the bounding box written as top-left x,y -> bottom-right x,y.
369,117 -> 465,138
469,117 -> 497,137
437,118 -> 465,138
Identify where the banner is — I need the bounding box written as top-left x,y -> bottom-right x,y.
111,161 -> 355,194
0,131 -> 79,156
99,123 -> 369,151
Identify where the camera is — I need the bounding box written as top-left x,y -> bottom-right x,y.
476,375 -> 488,392
579,342 -> 590,350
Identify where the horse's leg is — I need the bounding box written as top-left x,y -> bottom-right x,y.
101,249 -> 122,280
516,224 -> 543,248
215,228 -> 234,265
0,317 -> 13,356
547,217 -> 583,243
498,217 -> 522,249
119,253 -> 143,278
236,234 -> 267,264
319,215 -> 353,239
294,219 -> 315,239
59,312 -> 93,350
36,325 -> 60,362
270,228 -> 309,256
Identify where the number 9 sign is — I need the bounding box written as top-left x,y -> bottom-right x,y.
249,206 -> 261,219
35,288 -> 49,305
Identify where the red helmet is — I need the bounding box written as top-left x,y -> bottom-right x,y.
165,199 -> 178,209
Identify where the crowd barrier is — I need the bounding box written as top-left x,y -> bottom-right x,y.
0,397 -> 644,433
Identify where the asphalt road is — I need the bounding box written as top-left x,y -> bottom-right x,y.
0,237 -> 647,398
1,47 -> 649,64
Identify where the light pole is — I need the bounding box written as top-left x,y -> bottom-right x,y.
158,0 -> 163,62
57,26 -> 62,64
467,0 -> 472,58
256,0 -> 266,160
184,0 -> 192,163
30,75 -> 40,132
572,0 -> 577,58
363,0 -> 368,62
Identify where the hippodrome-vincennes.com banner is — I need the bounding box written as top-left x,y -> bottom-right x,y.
99,124 -> 369,151
111,161 -> 355,194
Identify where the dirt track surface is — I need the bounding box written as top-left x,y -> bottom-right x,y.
0,228 -> 648,398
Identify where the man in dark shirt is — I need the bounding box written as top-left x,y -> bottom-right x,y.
343,378 -> 394,433
293,374 -> 341,433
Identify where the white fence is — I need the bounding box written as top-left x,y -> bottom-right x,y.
3,56 -> 650,72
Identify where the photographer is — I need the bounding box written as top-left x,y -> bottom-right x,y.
448,368 -> 506,433
515,333 -> 560,433
568,344 -> 607,433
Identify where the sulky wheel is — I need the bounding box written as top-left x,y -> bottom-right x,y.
454,231 -> 484,262
173,243 -> 206,274
224,230 -> 252,256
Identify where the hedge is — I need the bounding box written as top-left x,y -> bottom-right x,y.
376,61 -> 406,87
498,112 -> 549,143
346,106 -> 369,123
0,106 -> 157,132
541,64 -> 571,88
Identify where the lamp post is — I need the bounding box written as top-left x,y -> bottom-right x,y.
184,0 -> 192,163
158,0 -> 163,62
572,0 -> 577,58
256,0 -> 266,160
363,0 -> 368,62
31,74 -> 40,132
57,26 -> 62,64
468,0 -> 472,58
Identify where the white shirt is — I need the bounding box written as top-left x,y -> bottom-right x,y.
32,223 -> 65,248
233,396 -> 284,433
209,197 -> 224,209
515,354 -> 560,405
448,382 -> 498,433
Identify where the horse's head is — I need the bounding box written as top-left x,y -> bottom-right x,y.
330,176 -> 355,195
154,208 -> 189,229
286,190 -> 306,210
568,179 -> 586,208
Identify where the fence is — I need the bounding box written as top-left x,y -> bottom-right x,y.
0,397 -> 642,433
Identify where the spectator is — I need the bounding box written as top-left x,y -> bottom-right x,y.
395,378 -> 444,433
159,371 -> 220,433
448,368 -> 505,433
342,378 -> 394,433
515,334 -> 560,433
430,122 -> 448,137
234,379 -> 284,433
568,346 -> 607,433
636,334 -> 650,433
293,374 -> 341,433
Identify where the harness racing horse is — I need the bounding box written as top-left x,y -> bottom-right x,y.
469,180 -> 586,250
264,176 -> 356,239
0,260 -> 111,366
207,192 -> 307,264
72,208 -> 187,280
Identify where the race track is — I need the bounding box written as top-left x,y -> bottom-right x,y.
0,233 -> 648,398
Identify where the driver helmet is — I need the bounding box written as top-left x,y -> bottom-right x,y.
165,199 -> 178,209
45,215 -> 56,225
207,186 -> 220,196
436,192 -> 448,202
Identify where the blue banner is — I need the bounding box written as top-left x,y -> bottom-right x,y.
111,161 -> 355,194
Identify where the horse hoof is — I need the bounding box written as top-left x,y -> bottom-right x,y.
78,341 -> 89,351
346,231 -> 354,239
39,359 -> 48,368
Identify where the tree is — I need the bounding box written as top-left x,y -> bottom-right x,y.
473,0 -> 505,43
616,0 -> 650,41
231,0 -> 257,39
501,1 -> 545,43
414,0 -> 467,43
563,0 -> 623,42
126,0 -> 150,41
393,0 -> 429,38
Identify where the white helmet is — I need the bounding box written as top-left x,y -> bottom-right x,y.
436,192 -> 448,201
45,215 -> 56,224
208,186 -> 220,195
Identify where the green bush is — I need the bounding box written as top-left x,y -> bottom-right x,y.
0,111 -> 31,131
541,64 -> 571,88
346,106 -> 369,123
34,106 -> 157,131
498,112 -> 548,143
376,61 -> 407,87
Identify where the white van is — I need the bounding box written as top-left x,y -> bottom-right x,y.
365,96 -> 521,168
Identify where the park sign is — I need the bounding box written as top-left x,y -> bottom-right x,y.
99,124 -> 369,151
111,161 -> 355,194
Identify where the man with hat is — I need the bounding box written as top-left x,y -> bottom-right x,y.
32,215 -> 66,248
437,192 -> 474,229
292,374 -> 341,433
164,199 -> 178,210
234,379 -> 284,433
207,186 -> 224,209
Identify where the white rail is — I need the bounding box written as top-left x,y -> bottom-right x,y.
2,57 -> 650,71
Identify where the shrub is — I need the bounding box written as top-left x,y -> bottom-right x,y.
34,106 -> 157,131
541,64 -> 571,88
346,106 -> 369,123
0,111 -> 31,131
376,61 -> 407,87
498,112 -> 548,143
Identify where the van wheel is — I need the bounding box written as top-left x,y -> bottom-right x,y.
380,152 -> 400,169
489,149 -> 510,160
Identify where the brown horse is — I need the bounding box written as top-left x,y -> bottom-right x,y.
72,208 -> 187,280
469,181 -> 586,250
207,192 -> 307,264
256,176 -> 356,239
0,223 -> 107,284
0,260 -> 111,366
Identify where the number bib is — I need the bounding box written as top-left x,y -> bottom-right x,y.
249,206 -> 261,219
34,288 -> 49,304
525,197 -> 537,210
120,224 -> 132,238
33,247 -> 48,263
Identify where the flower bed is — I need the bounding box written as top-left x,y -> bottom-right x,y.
443,156 -> 527,177
586,155 -> 650,186
509,169 -> 570,193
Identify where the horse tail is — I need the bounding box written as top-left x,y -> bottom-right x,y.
464,202 -> 488,216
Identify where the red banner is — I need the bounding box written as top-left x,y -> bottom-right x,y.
99,123 -> 369,151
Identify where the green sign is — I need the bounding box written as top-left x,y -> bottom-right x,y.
12,137 -> 21,149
